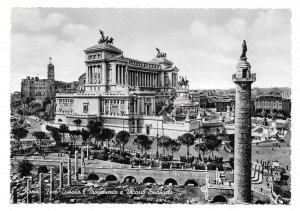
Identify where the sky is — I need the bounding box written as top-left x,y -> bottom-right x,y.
10,8 -> 291,92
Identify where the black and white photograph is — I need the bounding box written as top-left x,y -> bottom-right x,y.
6,4 -> 296,206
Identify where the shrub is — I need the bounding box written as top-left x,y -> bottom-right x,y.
17,160 -> 33,178
38,165 -> 49,174
195,163 -> 206,170
100,153 -> 108,161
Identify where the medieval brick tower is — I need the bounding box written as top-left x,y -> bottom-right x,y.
47,57 -> 55,81
232,40 -> 256,203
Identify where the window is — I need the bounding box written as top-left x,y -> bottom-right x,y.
83,103 -> 89,113
146,126 -> 150,135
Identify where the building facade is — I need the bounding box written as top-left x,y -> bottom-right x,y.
54,34 -> 179,134
254,95 -> 291,115
21,58 -> 80,102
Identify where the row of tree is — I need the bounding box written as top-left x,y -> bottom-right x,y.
11,116 -> 224,164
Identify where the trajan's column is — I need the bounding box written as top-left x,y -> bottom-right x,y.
232,40 -> 256,203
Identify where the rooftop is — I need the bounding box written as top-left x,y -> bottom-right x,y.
84,43 -> 122,54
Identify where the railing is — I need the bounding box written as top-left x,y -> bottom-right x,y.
232,73 -> 256,81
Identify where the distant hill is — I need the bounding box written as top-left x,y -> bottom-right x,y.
252,87 -> 291,96
206,87 -> 291,96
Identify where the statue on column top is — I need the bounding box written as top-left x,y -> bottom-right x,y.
240,40 -> 247,59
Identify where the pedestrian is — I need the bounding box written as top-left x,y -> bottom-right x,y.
261,187 -> 263,192
287,165 -> 289,170
279,145 -> 280,148
272,147 -> 274,151
257,150 -> 258,154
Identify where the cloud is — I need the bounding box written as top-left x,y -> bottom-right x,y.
11,8 -> 69,33
10,9 -> 291,92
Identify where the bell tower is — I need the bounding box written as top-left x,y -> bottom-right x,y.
47,57 -> 55,81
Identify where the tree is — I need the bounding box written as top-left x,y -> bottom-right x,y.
73,118 -> 82,130
264,109 -> 271,116
166,139 -> 181,161
18,160 -> 33,178
177,133 -> 195,163
33,131 -> 48,151
81,130 -> 89,146
51,130 -> 62,147
100,128 -> 115,149
59,124 -> 68,142
116,131 -> 130,155
68,130 -> 81,149
134,134 -> 153,156
24,97 -> 35,114
194,142 -> 207,161
158,135 -> 171,156
11,126 -> 29,153
256,108 -> 262,114
86,120 -> 101,143
203,135 -> 222,158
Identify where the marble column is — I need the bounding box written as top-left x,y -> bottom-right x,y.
75,151 -> 78,181
59,162 -> 63,189
26,178 -> 32,203
123,66 -> 126,85
87,66 -> 90,84
49,167 -> 54,200
81,147 -> 84,177
86,145 -> 90,160
39,173 -> 44,203
124,66 -> 126,85
137,98 -> 140,115
108,100 -> 111,114
102,62 -> 107,86
116,65 -> 119,84
91,66 -> 94,84
127,70 -> 129,85
67,158 -> 71,186
12,186 -> 17,203
120,66 -> 123,85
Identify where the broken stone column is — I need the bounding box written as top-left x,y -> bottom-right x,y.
26,178 -> 32,203
59,162 -> 63,189
12,186 -> 17,203
81,147 -> 84,166
81,147 -> 84,177
39,173 -> 44,203
86,145 -> 89,160
50,167 -> 54,200
67,158 -> 72,186
75,151 -> 78,181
